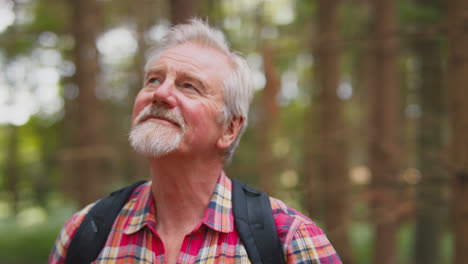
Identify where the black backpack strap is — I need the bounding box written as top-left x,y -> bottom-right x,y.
65,180 -> 147,264
231,178 -> 286,264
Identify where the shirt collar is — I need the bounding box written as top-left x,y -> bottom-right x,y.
123,172 -> 234,235
200,172 -> 234,233
123,181 -> 157,235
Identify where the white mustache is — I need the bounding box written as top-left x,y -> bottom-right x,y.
135,104 -> 186,131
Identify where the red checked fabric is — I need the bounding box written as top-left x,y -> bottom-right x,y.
49,173 -> 341,264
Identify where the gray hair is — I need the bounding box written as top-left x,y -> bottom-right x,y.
144,19 -> 254,161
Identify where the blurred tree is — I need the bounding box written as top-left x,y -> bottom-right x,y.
130,0 -> 155,107
447,0 -> 468,263
169,0 -> 202,25
311,0 -> 353,263
409,0 -> 448,263
123,0 -> 158,181
254,3 -> 282,196
2,1 -> 21,217
348,1 -> 372,171
257,41 -> 281,195
67,0 -> 112,207
34,118 -> 60,207
302,0 -> 324,224
368,0 -> 401,263
5,124 -> 19,215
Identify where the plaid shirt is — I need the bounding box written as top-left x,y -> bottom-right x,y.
49,173 -> 341,263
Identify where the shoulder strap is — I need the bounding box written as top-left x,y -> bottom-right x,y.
65,179 -> 286,264
65,180 -> 147,264
231,178 -> 286,264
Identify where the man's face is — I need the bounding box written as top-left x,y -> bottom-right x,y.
129,43 -> 233,158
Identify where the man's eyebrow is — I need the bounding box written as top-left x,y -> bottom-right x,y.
145,67 -> 166,78
178,71 -> 208,91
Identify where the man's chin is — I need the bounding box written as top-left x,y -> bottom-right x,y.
128,122 -> 182,158
131,144 -> 179,159
140,148 -> 177,159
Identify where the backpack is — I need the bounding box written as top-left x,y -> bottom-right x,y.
65,179 -> 286,264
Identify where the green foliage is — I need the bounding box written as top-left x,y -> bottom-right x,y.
398,0 -> 442,25
350,222 -> 453,264
351,222 -> 373,264
0,223 -> 58,264
294,0 -> 316,26
0,206 -> 73,264
0,127 -> 7,188
341,0 -> 371,44
280,101 -> 308,164
0,36 -> 36,57
30,0 -> 70,33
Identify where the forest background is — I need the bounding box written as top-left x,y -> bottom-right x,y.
0,0 -> 467,263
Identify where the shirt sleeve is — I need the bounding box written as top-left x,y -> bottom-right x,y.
285,222 -> 342,264
48,203 -> 95,264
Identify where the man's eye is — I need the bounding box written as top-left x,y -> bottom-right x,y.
149,78 -> 161,85
182,83 -> 196,90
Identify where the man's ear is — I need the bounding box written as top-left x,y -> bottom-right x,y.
217,116 -> 244,150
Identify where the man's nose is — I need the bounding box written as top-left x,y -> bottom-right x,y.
151,80 -> 177,108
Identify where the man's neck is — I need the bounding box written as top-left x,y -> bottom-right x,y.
148,153 -> 224,236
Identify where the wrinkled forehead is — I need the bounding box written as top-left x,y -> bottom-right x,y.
146,42 -> 234,71
151,43 -> 234,87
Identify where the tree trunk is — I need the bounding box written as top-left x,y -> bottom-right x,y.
123,0 -> 154,181
412,1 -> 447,263
303,11 -> 322,226
3,7 -> 21,216
68,0 -> 110,207
447,0 -> 468,263
169,0 -> 201,25
369,0 -> 401,263
5,125 -> 20,216
303,109 -> 323,220
313,0 -> 353,263
35,121 -> 57,207
257,43 -> 281,195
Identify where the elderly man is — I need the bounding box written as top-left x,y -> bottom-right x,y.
49,20 -> 341,264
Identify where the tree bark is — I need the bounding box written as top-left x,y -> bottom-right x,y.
303,6 -> 323,228
447,0 -> 468,263
411,1 -> 447,263
303,109 -> 323,220
313,0 -> 353,263
169,0 -> 201,25
68,0 -> 110,207
369,0 -> 401,263
257,43 -> 281,195
123,0 -> 153,181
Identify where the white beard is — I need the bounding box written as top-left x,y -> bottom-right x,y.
129,104 -> 186,158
